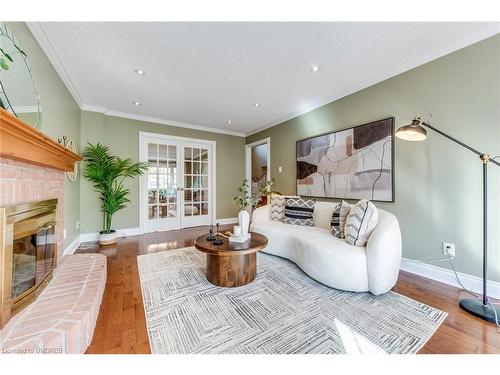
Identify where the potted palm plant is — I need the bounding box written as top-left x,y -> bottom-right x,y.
83,143 -> 147,246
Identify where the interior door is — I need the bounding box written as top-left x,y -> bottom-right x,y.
181,143 -> 212,228
140,133 -> 213,232
141,136 -> 181,232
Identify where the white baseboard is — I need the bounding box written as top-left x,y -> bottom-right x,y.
68,220 -> 238,254
400,258 -> 500,300
216,217 -> 238,225
62,235 -> 82,256
79,227 -> 141,243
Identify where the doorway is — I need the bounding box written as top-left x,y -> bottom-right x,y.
245,138 -> 271,206
139,132 -> 216,233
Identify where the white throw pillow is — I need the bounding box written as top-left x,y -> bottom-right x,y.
344,200 -> 379,246
313,201 -> 337,230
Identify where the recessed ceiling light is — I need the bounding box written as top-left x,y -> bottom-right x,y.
133,101 -> 142,106
227,120 -> 232,124
310,64 -> 320,72
253,103 -> 260,107
135,69 -> 145,75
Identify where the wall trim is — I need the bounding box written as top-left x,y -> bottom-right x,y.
62,235 -> 82,256
400,258 -> 500,300
245,137 -> 271,188
81,106 -> 245,137
216,217 -> 238,225
28,22 -> 499,139
26,22 -> 85,107
73,219 -> 237,248
80,227 -> 142,243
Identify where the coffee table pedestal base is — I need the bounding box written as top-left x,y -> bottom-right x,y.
206,253 -> 256,287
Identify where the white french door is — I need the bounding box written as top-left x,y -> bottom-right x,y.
139,132 -> 215,233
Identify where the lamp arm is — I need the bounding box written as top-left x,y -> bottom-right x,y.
421,121 -> 500,167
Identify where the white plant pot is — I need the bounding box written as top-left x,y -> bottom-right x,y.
98,230 -> 118,246
238,210 -> 250,236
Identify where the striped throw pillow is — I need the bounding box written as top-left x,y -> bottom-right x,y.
345,200 -> 379,246
270,194 -> 299,222
283,198 -> 315,226
330,200 -> 351,238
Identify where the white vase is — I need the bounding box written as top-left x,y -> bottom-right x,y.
238,210 -> 250,236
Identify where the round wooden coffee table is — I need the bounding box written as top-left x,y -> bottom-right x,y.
194,232 -> 268,287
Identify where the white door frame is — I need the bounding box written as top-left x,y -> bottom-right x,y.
139,131 -> 217,233
245,137 -> 271,189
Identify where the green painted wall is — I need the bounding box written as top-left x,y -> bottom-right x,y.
79,112 -> 245,233
247,35 -> 500,281
7,23 -> 81,248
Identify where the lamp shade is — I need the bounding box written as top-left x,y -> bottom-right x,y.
395,118 -> 427,141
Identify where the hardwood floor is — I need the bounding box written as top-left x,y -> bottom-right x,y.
76,226 -> 500,354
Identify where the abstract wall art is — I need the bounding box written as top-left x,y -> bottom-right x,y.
296,117 -> 394,202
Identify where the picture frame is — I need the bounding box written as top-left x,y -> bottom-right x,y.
296,117 -> 395,202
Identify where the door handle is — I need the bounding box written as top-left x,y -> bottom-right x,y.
177,187 -> 185,191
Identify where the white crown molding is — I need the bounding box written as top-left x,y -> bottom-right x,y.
401,258 -> 500,300
26,22 -> 84,107
81,105 -> 246,137
245,23 -> 500,137
80,104 -> 107,113
27,21 -> 499,138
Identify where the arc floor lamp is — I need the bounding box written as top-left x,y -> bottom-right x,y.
396,116 -> 500,323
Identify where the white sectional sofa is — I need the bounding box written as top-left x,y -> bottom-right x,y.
250,202 -> 402,295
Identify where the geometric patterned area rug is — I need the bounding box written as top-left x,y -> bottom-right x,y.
137,247 -> 447,354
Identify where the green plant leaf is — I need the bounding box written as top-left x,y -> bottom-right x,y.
0,58 -> 9,70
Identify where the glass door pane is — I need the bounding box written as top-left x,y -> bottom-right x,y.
181,145 -> 210,227
142,138 -> 180,232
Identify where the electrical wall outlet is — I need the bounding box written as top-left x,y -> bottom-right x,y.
63,229 -> 67,240
442,242 -> 456,258
278,166 -> 283,174
76,221 -> 80,230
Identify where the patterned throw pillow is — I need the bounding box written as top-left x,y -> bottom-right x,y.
345,199 -> 379,247
283,198 -> 315,226
330,200 -> 351,238
270,195 -> 299,222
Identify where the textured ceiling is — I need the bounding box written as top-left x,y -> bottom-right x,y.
28,22 -> 499,136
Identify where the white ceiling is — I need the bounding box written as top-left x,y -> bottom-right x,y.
28,22 -> 499,136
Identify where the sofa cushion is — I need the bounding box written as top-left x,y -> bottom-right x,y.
312,201 -> 337,230
283,198 -> 315,226
251,220 -> 369,292
330,200 -> 351,238
270,194 -> 299,222
345,199 -> 379,246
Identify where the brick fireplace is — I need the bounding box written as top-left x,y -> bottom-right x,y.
0,109 -> 105,354
0,108 -> 103,352
0,157 -> 65,256
0,108 -> 80,328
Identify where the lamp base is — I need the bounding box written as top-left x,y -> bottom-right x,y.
459,298 -> 500,324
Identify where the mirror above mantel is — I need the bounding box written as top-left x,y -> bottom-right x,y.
0,22 -> 42,129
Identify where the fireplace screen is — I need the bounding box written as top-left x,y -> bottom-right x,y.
1,199 -> 58,328
13,220 -> 56,299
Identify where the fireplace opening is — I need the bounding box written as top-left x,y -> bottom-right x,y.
1,199 -> 58,328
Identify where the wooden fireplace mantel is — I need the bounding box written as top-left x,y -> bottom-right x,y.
0,108 -> 82,172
